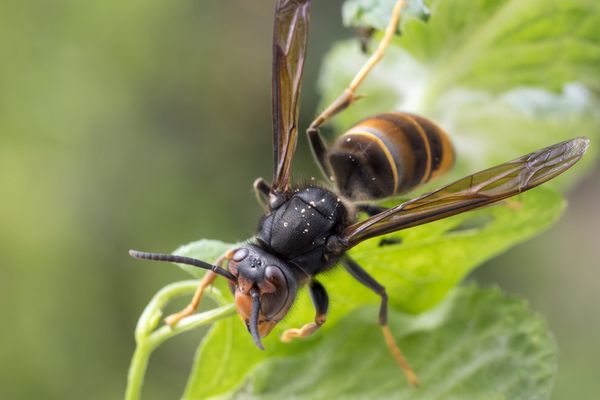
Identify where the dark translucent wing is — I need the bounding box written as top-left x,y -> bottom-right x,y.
272,0 -> 312,193
342,137 -> 590,248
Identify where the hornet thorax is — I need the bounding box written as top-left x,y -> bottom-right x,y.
257,185 -> 350,275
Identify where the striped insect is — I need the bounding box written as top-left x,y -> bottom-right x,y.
130,0 -> 589,387
324,112 -> 454,201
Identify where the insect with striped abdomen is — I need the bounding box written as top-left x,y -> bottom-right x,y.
321,112 -> 455,201
129,0 -> 589,387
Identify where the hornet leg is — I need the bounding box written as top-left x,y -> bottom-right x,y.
306,0 -> 407,181
165,249 -> 234,327
342,256 -> 420,387
281,280 -> 329,342
253,177 -> 271,209
357,204 -> 389,216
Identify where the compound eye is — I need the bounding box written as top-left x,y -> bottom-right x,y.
265,265 -> 286,287
260,266 -> 289,319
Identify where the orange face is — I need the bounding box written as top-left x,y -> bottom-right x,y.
234,288 -> 279,338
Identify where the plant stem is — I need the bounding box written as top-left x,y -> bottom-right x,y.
126,341 -> 153,400
125,280 -> 236,400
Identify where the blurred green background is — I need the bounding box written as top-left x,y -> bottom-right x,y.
0,0 -> 597,399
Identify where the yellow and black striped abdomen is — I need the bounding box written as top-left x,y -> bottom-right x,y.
328,112 -> 454,201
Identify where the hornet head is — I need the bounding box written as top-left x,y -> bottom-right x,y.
227,244 -> 299,349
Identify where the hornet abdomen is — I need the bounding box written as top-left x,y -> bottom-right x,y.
328,112 -> 454,201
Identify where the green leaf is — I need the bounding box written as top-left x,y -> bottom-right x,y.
396,0 -> 600,96
319,0 -> 600,186
196,286 -> 558,399
181,187 -> 563,398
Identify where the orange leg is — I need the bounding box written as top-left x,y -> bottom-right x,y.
165,250 -> 233,327
382,325 -> 420,387
342,257 -> 420,387
280,320 -> 322,342
281,281 -> 328,342
306,0 -> 407,181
